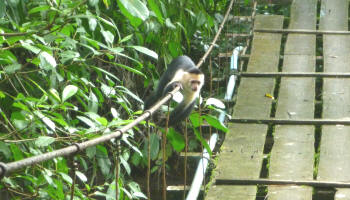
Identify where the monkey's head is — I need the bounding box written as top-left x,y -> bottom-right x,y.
183,69 -> 204,95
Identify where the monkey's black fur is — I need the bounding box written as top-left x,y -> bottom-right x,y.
144,55 -> 203,126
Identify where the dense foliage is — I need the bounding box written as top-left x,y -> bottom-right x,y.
0,0 -> 230,199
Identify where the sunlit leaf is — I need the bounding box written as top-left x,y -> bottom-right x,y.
76,171 -> 88,182
35,136 -> 55,147
49,88 -> 61,102
203,114 -> 228,133
34,111 -> 56,131
88,17 -> 97,31
119,34 -> 133,43
77,116 -> 96,128
62,85 -> 78,102
101,30 -> 114,46
117,0 -> 149,21
88,90 -> 98,113
4,63 -> 21,74
206,97 -> 225,109
129,46 -> 158,60
147,0 -> 163,24
117,0 -> 143,27
39,51 -> 57,71
59,172 -> 73,184
89,0 -> 99,6
120,156 -> 131,175
165,18 -> 176,29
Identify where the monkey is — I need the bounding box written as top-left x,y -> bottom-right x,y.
144,55 -> 204,126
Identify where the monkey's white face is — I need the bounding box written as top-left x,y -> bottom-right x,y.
183,73 -> 204,95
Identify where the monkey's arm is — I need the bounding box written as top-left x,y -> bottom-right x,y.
168,100 -> 196,126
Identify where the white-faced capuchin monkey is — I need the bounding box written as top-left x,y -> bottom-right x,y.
144,55 -> 204,126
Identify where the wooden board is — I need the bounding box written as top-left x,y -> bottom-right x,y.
268,0 -> 317,199
317,0 -> 350,199
206,15 -> 283,200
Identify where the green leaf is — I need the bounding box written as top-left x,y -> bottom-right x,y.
86,146 -> 96,159
28,5 -> 50,14
77,116 -> 96,128
129,46 -> 158,60
147,0 -> 163,24
0,142 -> 11,159
101,30 -> 114,46
119,34 -> 133,43
114,62 -> 146,77
128,182 -> 147,199
89,0 -> 99,6
20,40 -> 41,54
194,129 -> 212,156
165,18 -> 176,29
196,11 -> 207,27
0,91 -> 5,98
0,1 -> 5,18
120,156 -> 131,175
118,0 -> 149,21
11,111 -> 29,130
35,136 -> 55,147
117,0 -> 143,27
0,91 -> 5,99
189,112 -> 202,128
12,102 -> 30,112
49,88 -> 61,102
96,117 -> 108,126
167,128 -> 185,152
203,114 -> 228,133
34,111 -> 56,131
10,144 -> 24,161
62,85 -> 78,102
101,83 -> 115,97
39,51 -> 57,71
205,98 -> 225,109
91,65 -> 120,82
76,171 -> 88,182
88,17 -> 97,31
4,63 -> 21,74
149,133 -> 159,160
59,172 -> 73,184
88,91 -> 98,113
97,145 -> 111,177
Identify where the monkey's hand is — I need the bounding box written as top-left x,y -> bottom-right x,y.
164,81 -> 183,94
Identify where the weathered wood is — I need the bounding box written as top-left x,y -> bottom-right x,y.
267,1 -> 317,199
318,0 -> 350,199
229,118 -> 350,125
216,178 -> 350,188
254,28 -> 350,35
206,15 -> 283,200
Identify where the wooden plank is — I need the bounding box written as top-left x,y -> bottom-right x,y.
318,0 -> 350,199
206,15 -> 283,200
267,1 -> 317,199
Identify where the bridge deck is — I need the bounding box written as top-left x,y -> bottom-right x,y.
206,0 -> 350,199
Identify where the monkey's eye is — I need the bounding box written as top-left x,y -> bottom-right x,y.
191,80 -> 200,84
